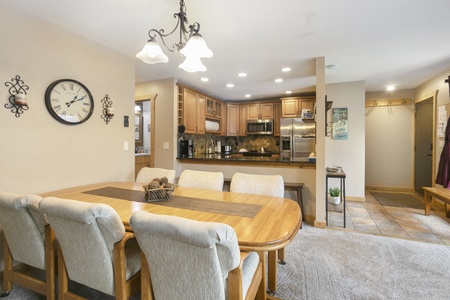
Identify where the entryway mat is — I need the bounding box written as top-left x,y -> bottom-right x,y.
370,191 -> 423,209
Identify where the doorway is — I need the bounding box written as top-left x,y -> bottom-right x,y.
134,98 -> 155,175
414,97 -> 434,195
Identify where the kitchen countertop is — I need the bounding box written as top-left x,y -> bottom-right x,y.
177,153 -> 316,167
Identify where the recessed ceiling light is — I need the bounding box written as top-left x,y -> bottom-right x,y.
285,91 -> 292,94
282,67 -> 291,72
226,83 -> 234,88
275,78 -> 283,83
238,73 -> 247,77
386,85 -> 395,91
244,94 -> 251,98
200,77 -> 209,82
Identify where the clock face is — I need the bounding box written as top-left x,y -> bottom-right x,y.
45,79 -> 94,125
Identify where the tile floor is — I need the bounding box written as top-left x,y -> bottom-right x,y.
327,190 -> 450,245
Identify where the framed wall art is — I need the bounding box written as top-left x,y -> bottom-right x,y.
332,107 -> 348,140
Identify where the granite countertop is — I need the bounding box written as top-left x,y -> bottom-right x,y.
177,153 -> 315,164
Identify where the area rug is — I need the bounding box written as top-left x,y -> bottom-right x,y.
370,191 -> 424,209
275,225 -> 450,299
3,225 -> 450,300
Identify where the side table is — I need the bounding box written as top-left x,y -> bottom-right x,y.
326,169 -> 346,227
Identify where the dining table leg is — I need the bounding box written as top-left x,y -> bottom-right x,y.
267,250 -> 277,294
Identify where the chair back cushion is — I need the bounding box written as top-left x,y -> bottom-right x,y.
230,172 -> 285,197
0,191 -> 46,270
178,169 -> 224,191
40,197 -> 125,295
130,211 -> 240,300
136,167 -> 176,184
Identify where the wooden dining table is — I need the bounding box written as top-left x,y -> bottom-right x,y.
41,181 -> 302,298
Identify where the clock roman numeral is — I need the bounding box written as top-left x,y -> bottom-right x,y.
61,111 -> 66,116
53,105 -> 61,112
82,108 -> 88,113
59,84 -> 66,91
69,82 -> 74,90
78,113 -> 82,120
83,102 -> 90,106
51,98 -> 59,102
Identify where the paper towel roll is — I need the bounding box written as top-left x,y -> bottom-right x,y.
205,120 -> 220,131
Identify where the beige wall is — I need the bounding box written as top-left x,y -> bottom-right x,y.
0,3 -> 136,195
325,81 -> 366,200
365,89 -> 415,189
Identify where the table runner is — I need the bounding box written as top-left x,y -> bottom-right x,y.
83,186 -> 262,218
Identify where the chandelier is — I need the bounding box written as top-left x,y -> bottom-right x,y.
136,0 -> 213,73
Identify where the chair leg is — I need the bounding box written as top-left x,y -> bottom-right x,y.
57,247 -> 69,300
44,225 -> 56,300
1,241 -> 13,296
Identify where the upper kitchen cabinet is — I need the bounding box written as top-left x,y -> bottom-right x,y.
206,97 -> 223,119
179,87 -> 205,134
281,96 -> 315,119
273,102 -> 281,136
226,104 -> 240,136
247,103 -> 274,120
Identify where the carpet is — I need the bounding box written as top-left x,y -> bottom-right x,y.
3,226 -> 450,300
370,191 -> 424,209
275,225 -> 450,300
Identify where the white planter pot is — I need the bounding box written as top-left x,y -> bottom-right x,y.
329,196 -> 341,205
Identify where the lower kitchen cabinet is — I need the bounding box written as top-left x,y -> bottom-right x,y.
135,155 -> 152,179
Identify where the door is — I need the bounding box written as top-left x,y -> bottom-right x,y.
414,98 -> 433,195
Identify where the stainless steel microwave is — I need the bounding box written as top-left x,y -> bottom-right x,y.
246,119 -> 274,135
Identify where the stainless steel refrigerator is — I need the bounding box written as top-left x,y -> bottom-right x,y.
280,118 -> 316,158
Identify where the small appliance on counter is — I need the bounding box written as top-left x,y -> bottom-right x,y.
179,139 -> 195,158
221,145 -> 232,154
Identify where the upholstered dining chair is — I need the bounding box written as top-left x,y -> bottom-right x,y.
39,197 -> 141,300
178,169 -> 224,191
136,167 -> 176,184
130,211 -> 264,300
0,191 -> 55,300
229,172 -> 286,294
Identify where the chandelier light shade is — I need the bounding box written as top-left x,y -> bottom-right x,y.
136,37 -> 169,64
179,56 -> 206,73
136,0 -> 213,72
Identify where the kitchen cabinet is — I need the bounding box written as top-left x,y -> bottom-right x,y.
182,88 -> 205,134
226,104 -> 240,136
247,103 -> 274,120
239,105 -> 248,136
206,97 -> 223,119
273,102 -> 281,136
135,155 -> 152,179
281,97 -> 315,118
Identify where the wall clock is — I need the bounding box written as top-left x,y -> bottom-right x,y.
45,79 -> 94,125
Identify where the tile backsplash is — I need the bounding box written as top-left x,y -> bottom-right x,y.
179,133 -> 280,154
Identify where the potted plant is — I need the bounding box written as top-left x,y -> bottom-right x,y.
328,187 -> 341,205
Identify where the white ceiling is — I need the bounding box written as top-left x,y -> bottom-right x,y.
5,0 -> 450,101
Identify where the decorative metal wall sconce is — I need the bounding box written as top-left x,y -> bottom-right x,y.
101,94 -> 114,124
4,75 -> 29,118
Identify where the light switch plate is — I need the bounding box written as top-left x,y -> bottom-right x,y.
163,142 -> 169,150
123,141 -> 129,151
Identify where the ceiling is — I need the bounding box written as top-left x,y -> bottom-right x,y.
5,0 -> 450,101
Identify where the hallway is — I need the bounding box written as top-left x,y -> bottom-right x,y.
327,191 -> 450,245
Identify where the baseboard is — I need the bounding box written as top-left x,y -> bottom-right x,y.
347,196 -> 366,202
365,186 -> 415,193
313,221 -> 326,228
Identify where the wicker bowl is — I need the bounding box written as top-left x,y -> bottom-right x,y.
143,186 -> 175,202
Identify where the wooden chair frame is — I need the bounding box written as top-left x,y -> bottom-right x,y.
57,231 -> 140,300
1,225 -> 56,300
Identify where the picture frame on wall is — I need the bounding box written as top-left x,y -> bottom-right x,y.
332,107 -> 348,140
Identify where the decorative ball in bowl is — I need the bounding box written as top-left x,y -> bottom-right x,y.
142,177 -> 175,202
